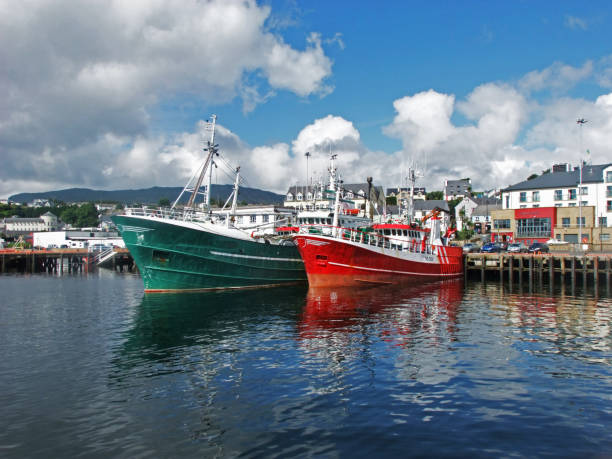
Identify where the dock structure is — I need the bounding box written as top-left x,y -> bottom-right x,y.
465,253 -> 612,290
0,248 -> 134,274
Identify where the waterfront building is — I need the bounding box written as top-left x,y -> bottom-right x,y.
95,203 -> 118,212
3,212 -> 59,236
414,200 -> 451,234
212,205 -> 297,234
33,230 -> 124,249
386,187 -> 426,201
490,163 -> 612,245
284,182 -> 385,218
444,178 -> 471,201
455,196 -> 502,232
27,199 -> 52,207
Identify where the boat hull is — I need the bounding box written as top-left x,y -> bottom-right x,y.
113,215 -> 306,292
294,234 -> 463,287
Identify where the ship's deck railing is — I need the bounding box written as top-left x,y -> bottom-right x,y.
298,224 -> 436,255
124,206 -> 213,223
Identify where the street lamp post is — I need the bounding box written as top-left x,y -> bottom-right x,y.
577,118 -> 587,249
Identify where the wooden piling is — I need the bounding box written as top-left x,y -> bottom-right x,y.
481,255 -> 485,283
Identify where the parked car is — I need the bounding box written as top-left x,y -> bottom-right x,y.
507,242 -> 528,253
480,242 -> 503,253
528,242 -> 550,253
462,243 -> 480,253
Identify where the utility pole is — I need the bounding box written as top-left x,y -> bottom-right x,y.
577,118 -> 587,249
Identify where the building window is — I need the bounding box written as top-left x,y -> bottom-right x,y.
608,201 -> 612,212
599,217 -> 607,227
307,193 -> 312,200
263,215 -> 269,223
568,189 -> 577,200
493,219 -> 510,229
296,193 -> 302,201
580,201 -> 588,206
520,205 -> 527,209
607,171 -> 612,182
516,218 -> 552,238
533,205 -> 539,208
576,217 -> 585,227
237,216 -> 243,224
554,190 -> 563,201
286,194 -> 293,201
607,186 -> 612,198
569,203 -> 577,207
505,195 -> 510,208
562,218 -> 570,228
532,191 -> 540,202
250,215 -> 256,223
580,186 -> 588,195
519,192 -> 527,203
555,204 -> 562,207
601,233 -> 610,242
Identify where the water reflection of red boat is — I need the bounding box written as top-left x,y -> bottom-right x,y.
299,279 -> 464,345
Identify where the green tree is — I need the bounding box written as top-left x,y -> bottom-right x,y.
447,198 -> 462,223
158,198 -> 171,207
527,173 -> 538,180
456,228 -> 474,240
386,196 -> 397,206
77,203 -> 99,227
60,206 -> 78,226
426,191 -> 444,200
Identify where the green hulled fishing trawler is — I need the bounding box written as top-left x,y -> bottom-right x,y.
112,116 -> 306,292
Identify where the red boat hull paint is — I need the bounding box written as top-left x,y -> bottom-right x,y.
294,234 -> 464,287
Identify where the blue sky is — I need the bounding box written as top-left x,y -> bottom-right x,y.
1,0 -> 612,198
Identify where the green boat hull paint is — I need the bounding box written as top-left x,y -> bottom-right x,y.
112,215 -> 306,292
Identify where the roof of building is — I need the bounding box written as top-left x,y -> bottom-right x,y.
414,200 -> 450,212
446,178 -> 471,188
286,183 -> 385,202
473,197 -> 501,206
4,217 -> 44,223
472,204 -> 502,216
385,205 -> 400,214
504,163 -> 612,191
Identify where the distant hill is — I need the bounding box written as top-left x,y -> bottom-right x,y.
9,185 -> 285,205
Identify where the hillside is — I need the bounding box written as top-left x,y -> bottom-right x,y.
9,185 -> 285,205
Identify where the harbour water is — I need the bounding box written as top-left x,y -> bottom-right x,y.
1,271 -> 611,457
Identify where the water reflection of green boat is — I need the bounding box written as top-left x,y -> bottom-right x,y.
115,286 -> 308,362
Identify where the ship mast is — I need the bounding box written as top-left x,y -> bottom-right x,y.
173,115 -> 218,210
405,167 -> 416,223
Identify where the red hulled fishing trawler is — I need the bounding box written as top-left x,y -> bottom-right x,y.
294,165 -> 463,287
